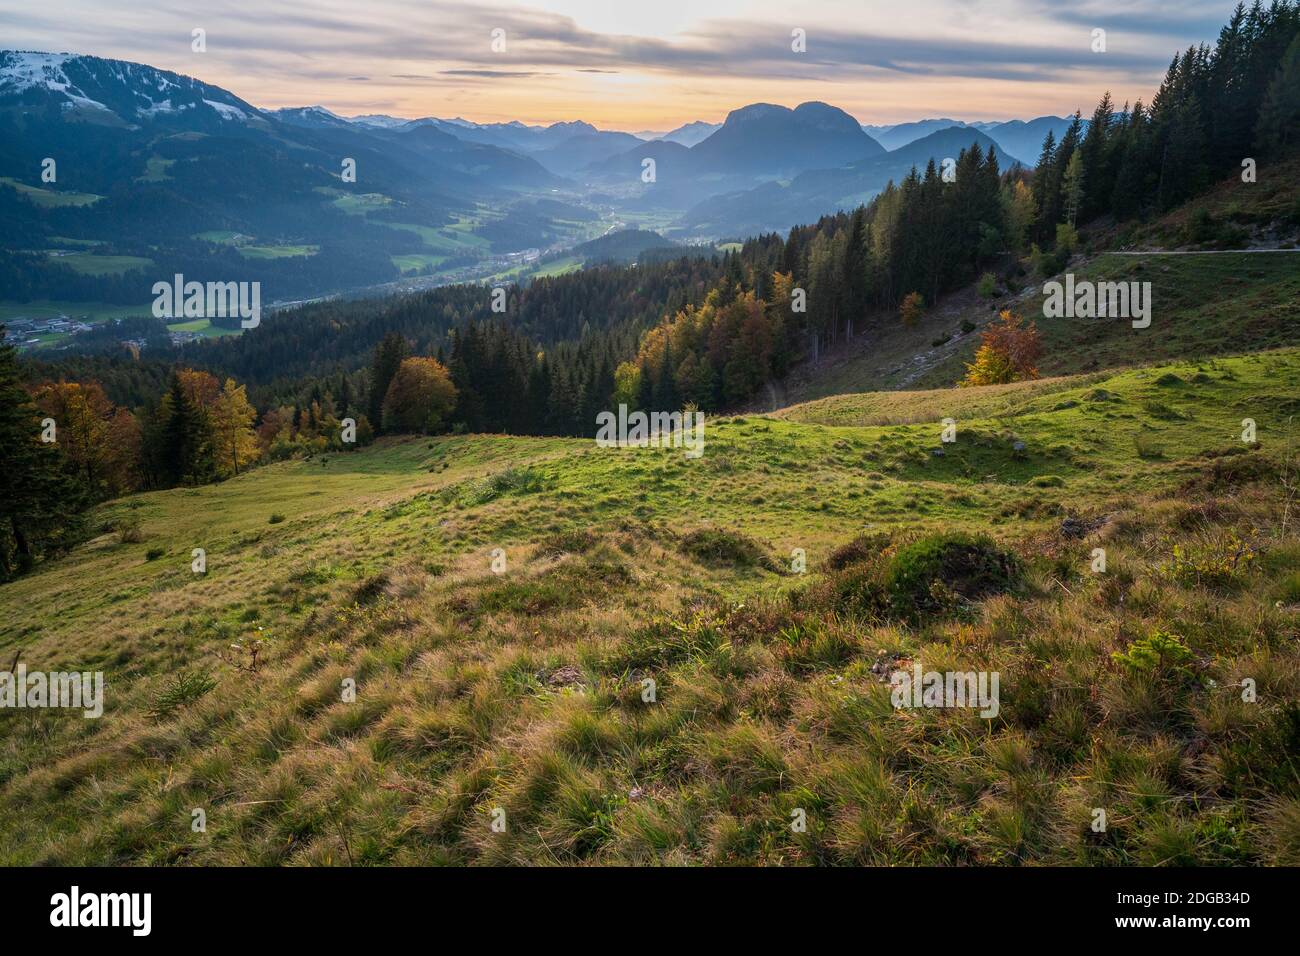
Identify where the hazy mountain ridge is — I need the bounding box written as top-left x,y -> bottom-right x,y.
861,115 -> 1082,165
0,48 -> 1096,305
681,126 -> 1019,236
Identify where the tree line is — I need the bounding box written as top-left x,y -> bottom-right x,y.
7,2 -> 1296,577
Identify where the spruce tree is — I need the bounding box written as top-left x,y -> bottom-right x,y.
367,332 -> 409,432
0,329 -> 84,578
1256,32 -> 1300,152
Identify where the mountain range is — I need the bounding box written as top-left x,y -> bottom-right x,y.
1,48 -> 1080,306
860,117 -> 1079,164
682,125 -> 1022,237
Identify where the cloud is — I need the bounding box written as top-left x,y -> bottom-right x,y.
440,69 -> 557,78
1023,0 -> 1235,38
0,0 -> 1237,122
0,0 -> 1186,79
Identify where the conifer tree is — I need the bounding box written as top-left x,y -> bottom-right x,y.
0,329 -> 84,579
368,332 -> 409,432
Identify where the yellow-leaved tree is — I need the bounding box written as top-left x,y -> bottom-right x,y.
212,378 -> 260,476
960,310 -> 1043,387
382,357 -> 458,434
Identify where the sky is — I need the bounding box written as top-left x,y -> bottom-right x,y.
0,0 -> 1241,129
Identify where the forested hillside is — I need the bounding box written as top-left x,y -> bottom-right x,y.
6,2 -> 1299,585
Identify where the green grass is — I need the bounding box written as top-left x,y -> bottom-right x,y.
391,253 -> 448,274
47,252 -> 155,276
533,256 -> 582,278
190,231 -> 317,259
0,300 -> 150,324
385,222 -> 491,253
237,244 -> 319,260
0,177 -> 103,207
323,190 -> 397,215
136,157 -> 175,183
2,348 -> 1298,865
165,318 -> 243,338
322,190 -> 493,272
193,230 -> 250,244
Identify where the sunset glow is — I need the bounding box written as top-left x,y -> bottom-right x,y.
0,0 -> 1242,127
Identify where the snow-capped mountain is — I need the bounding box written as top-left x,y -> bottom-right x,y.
0,50 -> 264,129
267,105 -> 352,128
349,113 -> 410,129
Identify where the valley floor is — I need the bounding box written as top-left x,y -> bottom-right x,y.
2,349 -> 1299,864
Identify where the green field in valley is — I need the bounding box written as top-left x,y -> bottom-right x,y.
0,176 -> 103,207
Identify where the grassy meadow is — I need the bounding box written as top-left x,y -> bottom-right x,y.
1,347 -> 1298,864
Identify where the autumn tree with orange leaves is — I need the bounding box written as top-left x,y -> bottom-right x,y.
960,310 -> 1043,387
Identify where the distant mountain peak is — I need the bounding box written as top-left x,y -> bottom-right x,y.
547,120 -> 596,133
691,101 -> 883,176
724,102 -> 788,123
269,105 -> 352,127
348,113 -> 409,128
657,120 -> 721,147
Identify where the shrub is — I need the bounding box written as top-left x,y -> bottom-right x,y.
1183,453 -> 1276,493
1276,571 -> 1300,606
462,466 -> 548,505
147,669 -> 218,721
960,310 -> 1042,387
1112,629 -> 1197,680
1134,433 -> 1164,459
352,572 -> 390,606
145,547 -> 166,561
116,515 -> 145,544
1055,222 -> 1079,255
1158,531 -> 1255,590
1030,243 -> 1067,277
977,272 -> 998,298
823,558 -> 890,618
268,513 -> 286,524
899,292 -> 925,326
825,532 -> 892,571
540,529 -> 599,557
679,528 -> 776,570
882,532 -> 1022,620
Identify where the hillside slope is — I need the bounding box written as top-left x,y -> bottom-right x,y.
768,162 -> 1300,411
2,348 -> 1298,865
